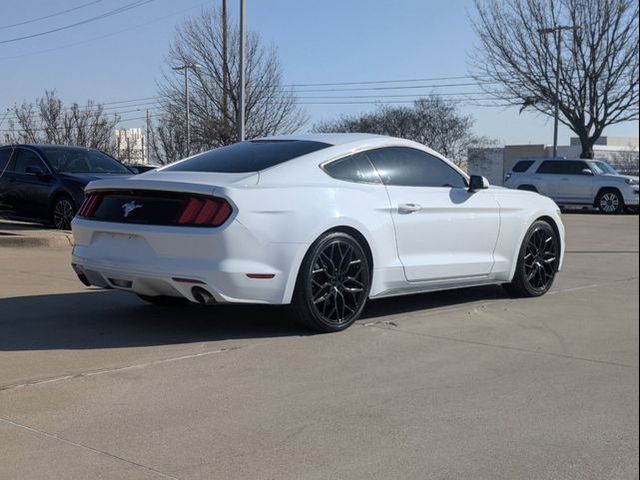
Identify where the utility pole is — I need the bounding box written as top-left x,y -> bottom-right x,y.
145,109 -> 150,163
538,24 -> 581,159
238,0 -> 246,142
172,63 -> 201,155
222,0 -> 229,133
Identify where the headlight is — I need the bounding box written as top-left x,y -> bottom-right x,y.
625,178 -> 639,186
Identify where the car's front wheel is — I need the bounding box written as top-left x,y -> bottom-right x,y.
51,195 -> 76,230
290,232 -> 371,332
504,220 -> 559,297
596,189 -> 624,214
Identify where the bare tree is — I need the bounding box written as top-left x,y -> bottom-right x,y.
3,90 -> 118,154
154,6 -> 307,162
471,0 -> 639,158
150,107 -> 189,165
314,96 -> 496,167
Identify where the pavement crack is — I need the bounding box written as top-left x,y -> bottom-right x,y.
549,276 -> 639,296
368,324 -> 636,369
0,343 -> 257,392
0,416 -> 181,479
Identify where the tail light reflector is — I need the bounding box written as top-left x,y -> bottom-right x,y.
177,196 -> 232,226
78,192 -> 104,217
76,190 -> 232,227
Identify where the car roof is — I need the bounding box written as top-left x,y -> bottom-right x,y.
257,133 -> 388,147
0,144 -> 99,152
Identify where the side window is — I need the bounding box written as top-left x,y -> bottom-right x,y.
366,147 -> 467,188
568,161 -> 590,175
323,152 -> 381,184
0,149 -> 13,172
13,149 -> 46,174
537,161 -> 560,174
512,160 -> 534,173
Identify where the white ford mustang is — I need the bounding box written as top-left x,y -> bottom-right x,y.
71,133 -> 565,332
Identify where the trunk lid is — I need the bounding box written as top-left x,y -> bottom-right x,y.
84,171 -> 259,196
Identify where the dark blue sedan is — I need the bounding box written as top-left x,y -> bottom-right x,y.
0,144 -> 133,229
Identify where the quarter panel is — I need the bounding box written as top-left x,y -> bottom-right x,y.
491,189 -> 565,280
215,182 -> 402,301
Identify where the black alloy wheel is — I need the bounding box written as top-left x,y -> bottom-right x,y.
52,196 -> 76,230
504,220 -> 559,297
291,232 -> 371,332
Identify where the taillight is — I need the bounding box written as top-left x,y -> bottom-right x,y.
177,196 -> 232,226
504,172 -> 512,183
77,192 -> 104,217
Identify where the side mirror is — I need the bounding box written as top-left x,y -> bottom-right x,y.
468,175 -> 489,192
581,168 -> 594,176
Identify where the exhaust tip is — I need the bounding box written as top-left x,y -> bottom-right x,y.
191,286 -> 216,305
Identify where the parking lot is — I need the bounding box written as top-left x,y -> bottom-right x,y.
0,214 -> 638,480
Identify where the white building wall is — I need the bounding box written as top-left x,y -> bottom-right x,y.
115,128 -> 148,164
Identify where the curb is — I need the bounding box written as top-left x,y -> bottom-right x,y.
0,232 -> 73,249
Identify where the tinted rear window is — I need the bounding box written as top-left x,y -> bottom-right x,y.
163,140 -> 331,173
323,152 -> 381,184
512,160 -> 534,172
537,160 -> 588,174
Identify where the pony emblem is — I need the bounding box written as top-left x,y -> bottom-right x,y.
122,200 -> 143,218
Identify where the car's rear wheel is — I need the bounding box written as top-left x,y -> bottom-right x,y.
290,232 -> 371,332
51,195 -> 76,230
137,295 -> 189,306
504,220 -> 559,297
596,189 -> 624,214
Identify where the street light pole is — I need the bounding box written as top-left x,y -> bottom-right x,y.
172,63 -> 201,155
539,24 -> 580,159
238,0 -> 246,142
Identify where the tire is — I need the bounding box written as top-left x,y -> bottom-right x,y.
517,185 -> 538,192
137,295 -> 189,306
596,189 -> 624,215
51,195 -> 76,230
504,220 -> 560,297
290,231 -> 371,333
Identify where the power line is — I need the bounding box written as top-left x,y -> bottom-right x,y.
0,1 -> 209,60
283,75 -> 491,87
0,0 -> 106,30
287,81 -> 499,93
0,0 -> 156,45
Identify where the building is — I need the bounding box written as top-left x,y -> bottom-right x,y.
468,136 -> 639,185
115,128 -> 149,165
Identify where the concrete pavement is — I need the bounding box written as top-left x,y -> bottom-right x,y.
0,214 -> 638,479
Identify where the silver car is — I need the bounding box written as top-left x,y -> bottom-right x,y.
504,158 -> 639,214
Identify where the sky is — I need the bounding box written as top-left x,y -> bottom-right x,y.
0,0 -> 638,146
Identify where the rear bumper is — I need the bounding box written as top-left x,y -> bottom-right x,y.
71,218 -> 308,304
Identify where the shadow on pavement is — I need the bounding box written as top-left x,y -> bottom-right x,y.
0,285 -> 507,351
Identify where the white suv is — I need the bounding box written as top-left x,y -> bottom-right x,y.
504,159 -> 639,214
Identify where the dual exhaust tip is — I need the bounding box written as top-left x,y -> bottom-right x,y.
191,286 -> 216,305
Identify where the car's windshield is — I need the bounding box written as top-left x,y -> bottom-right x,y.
42,147 -> 131,174
587,161 -> 618,175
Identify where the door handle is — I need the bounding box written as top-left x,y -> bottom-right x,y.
398,203 -> 422,214
560,178 -> 570,181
